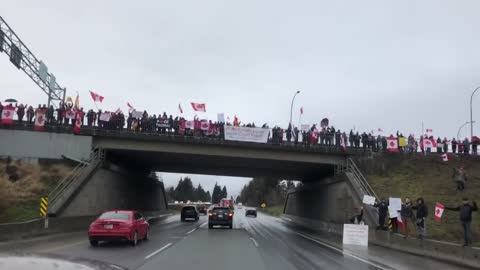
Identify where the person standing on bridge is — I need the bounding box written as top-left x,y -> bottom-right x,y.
445,198 -> 478,246
412,197 -> 428,240
286,123 -> 292,143
26,105 -> 34,124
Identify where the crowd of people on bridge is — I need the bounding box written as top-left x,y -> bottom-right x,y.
1,101 -> 479,155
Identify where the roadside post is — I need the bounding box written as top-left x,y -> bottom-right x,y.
40,197 -> 49,229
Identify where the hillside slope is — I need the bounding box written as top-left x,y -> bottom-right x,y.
0,159 -> 72,223
356,154 -> 480,246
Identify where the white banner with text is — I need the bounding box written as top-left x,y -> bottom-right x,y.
224,126 -> 269,143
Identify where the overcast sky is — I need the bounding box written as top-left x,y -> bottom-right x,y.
2,1 -> 480,195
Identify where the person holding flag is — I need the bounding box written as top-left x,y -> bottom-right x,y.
445,198 -> 478,246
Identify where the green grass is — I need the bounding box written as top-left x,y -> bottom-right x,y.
364,155 -> 480,246
258,205 -> 284,217
2,201 -> 40,222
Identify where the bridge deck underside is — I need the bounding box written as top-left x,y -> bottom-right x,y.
106,149 -> 335,179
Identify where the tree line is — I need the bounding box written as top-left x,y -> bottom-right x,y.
237,177 -> 300,207
165,177 -> 228,204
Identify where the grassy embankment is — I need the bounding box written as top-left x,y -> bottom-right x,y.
363,154 -> 480,246
0,159 -> 72,223
258,205 -> 284,217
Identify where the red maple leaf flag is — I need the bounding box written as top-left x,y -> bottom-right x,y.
200,120 -> 210,130
89,91 -> 104,103
191,102 -> 206,112
34,110 -> 46,131
386,136 -> 399,152
441,153 -> 449,162
434,202 -> 445,221
73,111 -> 83,135
1,107 -> 15,124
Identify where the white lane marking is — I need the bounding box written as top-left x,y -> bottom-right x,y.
199,222 -> 207,228
294,232 -> 388,270
249,237 -> 259,248
109,264 -> 125,270
186,228 -> 197,235
41,240 -> 87,253
144,243 -> 173,260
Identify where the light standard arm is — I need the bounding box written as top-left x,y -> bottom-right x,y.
470,87 -> 480,139
458,121 -> 470,140
289,90 -> 300,125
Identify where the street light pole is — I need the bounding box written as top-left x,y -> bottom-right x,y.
289,90 -> 300,125
470,86 -> 480,139
457,121 -> 470,140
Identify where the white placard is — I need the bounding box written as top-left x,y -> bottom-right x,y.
389,197 -> 402,211
301,124 -> 310,132
362,195 -> 376,205
342,224 -> 368,246
388,206 -> 399,218
131,110 -> 143,119
224,126 -> 269,143
217,113 -> 225,123
99,112 -> 111,122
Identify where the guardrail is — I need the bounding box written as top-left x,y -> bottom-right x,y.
47,148 -> 104,211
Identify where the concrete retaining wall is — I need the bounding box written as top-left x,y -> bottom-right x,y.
0,129 -> 92,160
284,178 -> 359,224
61,163 -> 167,217
0,216 -> 96,242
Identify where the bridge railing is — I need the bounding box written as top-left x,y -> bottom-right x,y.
346,158 -> 378,200
0,121 -> 373,155
47,148 -> 104,213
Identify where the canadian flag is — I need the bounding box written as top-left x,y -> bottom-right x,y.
434,202 -> 445,221
340,135 -> 346,152
191,102 -> 206,112
89,91 -> 104,103
185,120 -> 194,129
200,120 -> 210,131
1,107 -> 15,124
441,153 -> 449,162
73,111 -> 83,135
423,138 -> 434,149
127,102 -> 135,113
34,110 -> 46,131
387,137 -> 399,152
233,116 -> 240,126
397,215 -> 404,229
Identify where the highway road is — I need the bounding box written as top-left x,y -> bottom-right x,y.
0,208 -> 473,270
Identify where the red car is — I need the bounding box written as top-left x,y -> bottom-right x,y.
88,210 -> 149,246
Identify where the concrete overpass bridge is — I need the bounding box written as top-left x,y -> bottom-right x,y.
0,126 -> 376,227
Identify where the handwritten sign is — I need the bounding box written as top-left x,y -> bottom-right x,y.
343,224 -> 369,246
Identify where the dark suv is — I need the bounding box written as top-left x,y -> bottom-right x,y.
245,209 -> 257,218
197,205 -> 207,215
208,207 -> 233,229
181,206 -> 199,222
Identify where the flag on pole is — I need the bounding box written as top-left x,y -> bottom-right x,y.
434,202 -> 445,221
127,102 -> 135,113
441,154 -> 449,162
178,104 -> 183,114
233,116 -> 240,126
89,91 -> 104,103
191,102 -> 206,112
34,110 -> 46,131
340,134 -> 346,152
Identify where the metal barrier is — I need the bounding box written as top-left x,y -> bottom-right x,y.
346,158 -> 378,200
47,148 -> 104,210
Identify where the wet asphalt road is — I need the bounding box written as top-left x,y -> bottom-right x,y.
0,208 -> 473,270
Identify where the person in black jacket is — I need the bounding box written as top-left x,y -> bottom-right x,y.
412,197 -> 428,240
445,199 -> 478,246
373,198 -> 389,230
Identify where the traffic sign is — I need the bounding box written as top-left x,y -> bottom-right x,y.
261,203 -> 266,208
40,197 -> 48,217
